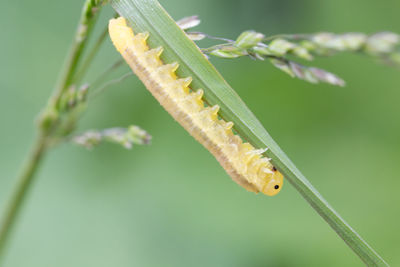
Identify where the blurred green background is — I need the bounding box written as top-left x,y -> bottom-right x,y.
1,0 -> 400,266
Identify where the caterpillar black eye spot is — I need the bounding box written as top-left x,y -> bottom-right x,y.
274,185 -> 279,190
272,167 -> 277,172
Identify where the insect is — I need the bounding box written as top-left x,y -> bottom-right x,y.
108,17 -> 283,196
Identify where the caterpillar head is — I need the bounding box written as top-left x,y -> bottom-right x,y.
262,169 -> 283,196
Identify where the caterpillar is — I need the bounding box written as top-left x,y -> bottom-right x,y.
108,17 -> 283,196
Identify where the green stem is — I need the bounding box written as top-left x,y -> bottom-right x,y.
0,0 -> 106,262
0,132 -> 48,260
74,13 -> 120,85
73,26 -> 108,85
52,0 -> 103,105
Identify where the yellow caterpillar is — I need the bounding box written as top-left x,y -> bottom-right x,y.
108,17 -> 283,196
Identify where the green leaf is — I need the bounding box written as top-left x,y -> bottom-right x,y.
110,0 -> 388,265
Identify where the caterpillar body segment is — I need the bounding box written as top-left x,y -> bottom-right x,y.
108,17 -> 283,196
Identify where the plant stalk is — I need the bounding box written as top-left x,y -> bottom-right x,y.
73,26 -> 108,85
0,132 -> 48,260
0,0 -> 106,262
52,0 -> 104,104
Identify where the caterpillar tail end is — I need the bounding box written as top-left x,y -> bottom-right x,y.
108,17 -> 134,54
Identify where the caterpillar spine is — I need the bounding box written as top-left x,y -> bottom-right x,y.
108,17 -> 283,196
